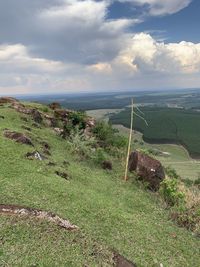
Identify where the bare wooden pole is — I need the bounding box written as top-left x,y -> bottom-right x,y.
124,98 -> 134,181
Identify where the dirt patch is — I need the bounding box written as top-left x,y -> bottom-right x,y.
113,252 -> 137,267
0,204 -> 78,231
4,130 -> 33,146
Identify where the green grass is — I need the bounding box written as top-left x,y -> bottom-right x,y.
0,105 -> 200,266
110,107 -> 200,158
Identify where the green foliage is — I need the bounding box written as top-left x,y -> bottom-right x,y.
68,111 -> 87,130
68,127 -> 96,158
92,121 -> 127,148
160,178 -> 185,206
165,166 -> 180,180
92,147 -> 107,165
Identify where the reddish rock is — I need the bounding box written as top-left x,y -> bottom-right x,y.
4,130 -> 33,146
0,97 -> 18,104
113,252 -> 137,267
48,102 -> 61,110
129,151 -> 165,191
54,109 -> 71,121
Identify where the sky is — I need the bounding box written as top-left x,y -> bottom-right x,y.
0,0 -> 200,95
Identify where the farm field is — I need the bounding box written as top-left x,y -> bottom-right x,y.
110,107 -> 200,158
87,109 -> 200,180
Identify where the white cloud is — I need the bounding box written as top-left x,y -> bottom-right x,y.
0,0 -> 199,95
118,0 -> 192,16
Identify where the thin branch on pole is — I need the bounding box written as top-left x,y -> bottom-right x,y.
124,98 -> 134,181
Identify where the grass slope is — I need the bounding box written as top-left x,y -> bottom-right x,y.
0,104 -> 199,267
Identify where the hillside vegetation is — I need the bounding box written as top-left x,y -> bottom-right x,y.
110,107 -> 200,158
0,100 -> 199,267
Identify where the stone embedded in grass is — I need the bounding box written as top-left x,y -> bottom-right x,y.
32,123 -> 41,128
63,160 -> 70,166
4,130 -> 33,146
0,204 -> 78,231
129,151 -> 165,191
102,160 -> 112,170
26,151 -> 47,161
113,252 -> 137,267
32,109 -> 43,124
44,114 -> 57,127
55,171 -> 69,180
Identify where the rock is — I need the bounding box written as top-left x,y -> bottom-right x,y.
0,115 -> 5,119
12,102 -> 33,114
26,151 -> 47,160
32,109 -> 43,124
102,160 -> 112,170
4,130 -> 33,146
44,114 -> 57,127
0,97 -> 18,104
54,109 -> 71,121
128,151 -> 165,191
55,171 -> 69,180
54,127 -> 64,135
48,102 -> 61,110
113,252 -> 137,267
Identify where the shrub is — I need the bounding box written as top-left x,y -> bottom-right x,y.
160,178 -> 185,206
68,111 -> 87,130
165,166 -> 180,180
92,148 -> 107,165
92,121 -> 127,148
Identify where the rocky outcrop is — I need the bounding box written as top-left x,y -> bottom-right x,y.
54,109 -> 71,121
0,97 -> 18,104
32,109 -> 43,124
4,130 -> 33,146
48,102 -> 61,110
44,114 -> 57,127
129,151 -> 165,191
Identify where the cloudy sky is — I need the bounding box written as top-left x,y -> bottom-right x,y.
0,0 -> 200,95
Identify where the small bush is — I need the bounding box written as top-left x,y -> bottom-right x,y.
92,148 -> 107,165
160,178 -> 185,206
92,121 -> 127,148
68,111 -> 87,130
165,166 -> 180,180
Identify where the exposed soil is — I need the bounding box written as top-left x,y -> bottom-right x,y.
0,204 -> 78,231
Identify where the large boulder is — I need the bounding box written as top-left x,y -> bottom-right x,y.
4,130 -> 33,146
129,151 -> 165,191
44,114 -> 57,127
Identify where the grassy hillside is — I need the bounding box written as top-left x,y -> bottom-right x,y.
0,103 -> 200,266
110,107 -> 200,158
